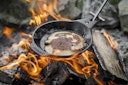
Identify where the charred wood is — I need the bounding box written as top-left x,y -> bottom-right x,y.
42,61 -> 69,85
0,70 -> 12,84
12,68 -> 32,85
92,32 -> 128,82
0,23 -> 3,38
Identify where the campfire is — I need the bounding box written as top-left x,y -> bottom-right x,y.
0,0 -> 128,85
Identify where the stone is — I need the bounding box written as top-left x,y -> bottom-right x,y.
81,0 -> 119,29
108,0 -> 121,7
0,0 -> 32,25
118,0 -> 128,32
58,0 -> 82,19
0,23 -> 3,37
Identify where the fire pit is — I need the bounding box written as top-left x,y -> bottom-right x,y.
0,0 -> 128,85
0,30 -> 128,85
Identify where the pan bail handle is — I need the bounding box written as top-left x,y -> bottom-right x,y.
91,0 -> 108,21
76,0 -> 108,29
90,12 -> 105,22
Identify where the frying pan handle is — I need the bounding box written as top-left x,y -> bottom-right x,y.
76,15 -> 100,30
76,0 -> 108,29
75,14 -> 93,25
87,20 -> 99,29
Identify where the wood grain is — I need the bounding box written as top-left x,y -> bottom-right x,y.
92,32 -> 128,81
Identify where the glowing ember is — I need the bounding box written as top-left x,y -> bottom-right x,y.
3,26 -> 15,42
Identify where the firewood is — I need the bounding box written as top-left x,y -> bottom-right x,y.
92,32 -> 128,81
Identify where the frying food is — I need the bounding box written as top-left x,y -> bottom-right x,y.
44,31 -> 85,56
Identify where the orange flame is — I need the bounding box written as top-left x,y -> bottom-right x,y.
0,53 -> 27,70
0,35 -> 104,84
3,26 -> 15,42
29,0 -> 70,25
0,0 -> 107,84
20,53 -> 42,77
103,32 -> 118,50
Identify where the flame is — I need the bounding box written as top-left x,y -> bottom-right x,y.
19,32 -> 32,38
0,35 -> 47,77
3,26 -> 15,42
1,30 -> 119,85
0,0 -> 106,84
3,26 -> 32,43
0,53 -> 27,70
28,0 -> 70,25
20,53 -> 42,77
103,32 -> 118,50
0,34 -> 104,84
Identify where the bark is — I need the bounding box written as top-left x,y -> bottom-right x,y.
92,32 -> 128,81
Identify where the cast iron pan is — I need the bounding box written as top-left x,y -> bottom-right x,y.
30,0 -> 108,57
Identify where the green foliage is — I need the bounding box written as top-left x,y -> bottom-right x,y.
108,0 -> 121,6
76,0 -> 83,10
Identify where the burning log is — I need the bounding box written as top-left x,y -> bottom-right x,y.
42,61 -> 69,85
92,31 -> 128,81
12,68 -> 32,85
0,70 -> 13,84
